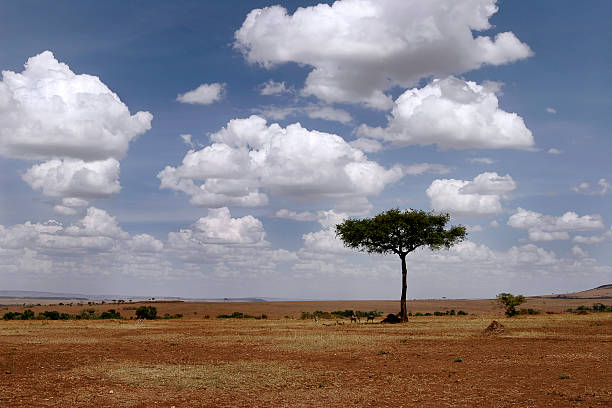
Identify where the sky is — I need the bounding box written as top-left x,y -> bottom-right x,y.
0,0 -> 610,300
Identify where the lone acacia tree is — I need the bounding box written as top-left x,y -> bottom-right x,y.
335,208 -> 467,322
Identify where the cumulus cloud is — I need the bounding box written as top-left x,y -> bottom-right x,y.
22,158 -> 121,199
186,207 -> 266,245
426,172 -> 516,217
571,178 -> 610,195
176,83 -> 226,105
508,208 -> 605,241
158,115 -> 404,208
259,80 -> 289,95
0,51 -> 152,162
357,77 -> 534,150
0,51 -> 152,204
235,0 -> 532,109
547,148 -> 562,155
0,209 -> 167,279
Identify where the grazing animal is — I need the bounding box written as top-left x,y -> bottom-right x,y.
350,315 -> 360,323
366,315 -> 375,323
314,316 -> 319,325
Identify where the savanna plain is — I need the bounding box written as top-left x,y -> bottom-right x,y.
1,296 -> 611,407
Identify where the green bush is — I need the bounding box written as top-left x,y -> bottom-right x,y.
496,293 -> 526,317
457,310 -> 468,316
21,309 -> 35,320
135,305 -> 157,320
216,311 -> 266,319
3,311 -> 19,320
40,310 -> 60,320
99,309 -> 121,319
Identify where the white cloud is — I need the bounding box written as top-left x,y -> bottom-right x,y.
349,138 -> 384,153
306,106 -> 352,124
259,80 -> 288,95
188,207 -> 266,245
158,115 -> 404,208
547,148 -> 562,155
357,77 -> 534,150
546,107 -> 557,114
508,208 -> 605,241
571,178 -> 610,195
467,157 -> 495,164
235,0 -> 532,109
53,205 -> 78,216
65,207 -> 128,239
176,83 -> 225,105
0,51 -> 152,162
255,104 -> 352,124
22,158 -> 121,199
571,245 -> 588,258
426,172 -> 516,217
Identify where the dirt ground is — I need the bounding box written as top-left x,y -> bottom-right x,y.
0,301 -> 611,407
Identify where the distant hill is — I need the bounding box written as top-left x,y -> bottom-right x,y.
534,284 -> 612,300
0,290 -> 89,300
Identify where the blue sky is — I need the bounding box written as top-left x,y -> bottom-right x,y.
0,0 -> 610,299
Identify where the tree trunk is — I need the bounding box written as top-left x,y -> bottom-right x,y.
400,253 -> 408,322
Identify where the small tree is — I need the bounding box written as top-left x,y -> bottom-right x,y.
336,208 -> 466,322
497,293 -> 525,317
136,305 -> 157,320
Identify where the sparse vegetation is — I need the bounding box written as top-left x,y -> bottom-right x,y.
136,305 -> 158,320
497,293 -> 526,317
565,303 -> 612,313
216,312 -> 267,319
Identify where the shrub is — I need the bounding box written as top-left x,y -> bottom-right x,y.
457,310 -> 468,316
3,312 -> 19,320
21,309 -> 35,320
496,293 -> 526,317
331,310 -> 354,318
217,312 -> 256,319
519,308 -> 540,315
99,309 -> 121,319
40,310 -> 60,320
136,305 -> 157,320
162,313 -> 183,319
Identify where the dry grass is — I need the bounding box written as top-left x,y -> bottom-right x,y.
73,360 -> 338,391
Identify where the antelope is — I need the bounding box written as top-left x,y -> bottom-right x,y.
366,315 -> 375,323
350,314 -> 360,323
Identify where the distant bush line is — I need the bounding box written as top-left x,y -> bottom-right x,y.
566,303 -> 612,313
216,312 -> 267,319
2,305 -> 182,321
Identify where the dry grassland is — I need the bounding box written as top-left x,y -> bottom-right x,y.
0,301 -> 610,407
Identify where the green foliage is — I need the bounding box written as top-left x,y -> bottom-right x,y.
496,293 -> 526,317
335,208 -> 466,322
135,305 -> 157,320
21,309 -> 35,320
454,357 -> 463,363
99,309 -> 121,319
3,311 -> 18,320
335,208 -> 467,256
457,310 -> 468,316
162,313 -> 183,319
566,303 -> 612,313
331,309 -> 354,318
41,310 -> 60,320
519,308 -> 540,315
216,312 -> 266,319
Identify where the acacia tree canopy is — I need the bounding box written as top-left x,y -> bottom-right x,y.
335,208 -> 467,322
335,208 -> 466,257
